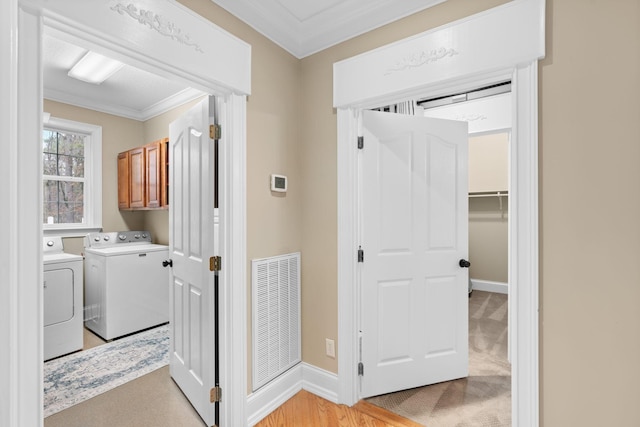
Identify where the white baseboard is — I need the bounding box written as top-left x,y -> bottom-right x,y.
246,362 -> 339,426
471,279 -> 508,294
301,362 -> 339,403
246,364 -> 303,426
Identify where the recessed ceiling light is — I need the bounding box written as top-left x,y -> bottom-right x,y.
68,51 -> 124,85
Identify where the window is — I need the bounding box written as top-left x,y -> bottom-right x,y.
43,117 -> 102,234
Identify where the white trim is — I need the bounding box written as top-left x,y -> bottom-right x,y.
36,0 -> 251,95
333,0 -> 544,108
509,62 -> 540,427
471,279 -> 508,294
218,93 -> 248,427
337,107 -> 361,406
246,363 -> 339,426
301,363 -> 339,404
334,1 -> 543,426
8,2 -> 250,427
44,87 -> 205,122
43,117 -> 102,232
1,2 -> 36,427
246,365 -> 303,427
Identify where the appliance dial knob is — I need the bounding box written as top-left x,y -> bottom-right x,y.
94,236 -> 100,242
103,236 -> 110,241
141,233 -> 148,239
46,240 -> 54,247
134,234 -> 140,239
119,234 -> 126,241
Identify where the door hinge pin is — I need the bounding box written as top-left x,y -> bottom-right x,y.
357,247 -> 364,263
210,124 -> 221,140
210,386 -> 222,403
210,256 -> 222,272
358,362 -> 364,376
357,136 -> 364,149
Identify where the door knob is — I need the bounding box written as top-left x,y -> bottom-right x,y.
459,259 -> 471,268
162,259 -> 173,267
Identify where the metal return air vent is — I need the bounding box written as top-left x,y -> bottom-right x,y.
251,252 -> 301,391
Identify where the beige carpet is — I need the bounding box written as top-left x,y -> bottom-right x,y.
366,290 -> 511,427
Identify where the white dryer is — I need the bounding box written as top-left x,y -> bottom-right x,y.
43,236 -> 83,361
84,231 -> 169,340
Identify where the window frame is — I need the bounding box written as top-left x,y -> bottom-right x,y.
42,116 -> 102,236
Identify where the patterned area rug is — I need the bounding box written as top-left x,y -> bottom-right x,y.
44,324 -> 170,418
366,291 -> 510,426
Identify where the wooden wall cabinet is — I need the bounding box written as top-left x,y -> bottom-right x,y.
118,138 -> 169,210
117,151 -> 130,209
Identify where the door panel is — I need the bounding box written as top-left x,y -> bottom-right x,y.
145,141 -> 161,208
169,97 -> 216,426
117,152 -> 130,209
129,147 -> 145,208
360,110 -> 468,398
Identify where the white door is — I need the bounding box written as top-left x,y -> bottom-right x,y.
360,110 -> 469,398
169,97 -> 217,425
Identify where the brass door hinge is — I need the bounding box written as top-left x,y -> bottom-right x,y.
210,386 -> 222,403
209,256 -> 222,272
210,124 -> 221,140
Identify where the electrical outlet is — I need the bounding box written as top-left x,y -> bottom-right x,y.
325,338 -> 335,358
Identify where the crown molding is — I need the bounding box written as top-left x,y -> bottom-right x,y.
44,87 -> 204,121
210,0 -> 446,58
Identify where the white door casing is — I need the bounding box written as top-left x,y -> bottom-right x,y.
169,97 -> 216,425
6,1 -> 250,426
360,110 -> 469,398
334,1 -> 543,425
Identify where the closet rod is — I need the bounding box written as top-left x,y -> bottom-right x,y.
468,191 -> 508,198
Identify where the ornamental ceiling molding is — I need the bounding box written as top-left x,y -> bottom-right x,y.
111,3 -> 204,53
385,47 -> 458,75
454,113 -> 488,122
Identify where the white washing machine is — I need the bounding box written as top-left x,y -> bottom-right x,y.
84,231 -> 169,340
43,236 -> 84,361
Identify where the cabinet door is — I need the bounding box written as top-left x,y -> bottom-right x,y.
161,138 -> 169,206
145,141 -> 161,208
129,147 -> 145,208
117,151 -> 130,209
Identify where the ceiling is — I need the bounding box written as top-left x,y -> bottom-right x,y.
43,0 -> 446,121
210,0 -> 447,58
43,34 -> 204,122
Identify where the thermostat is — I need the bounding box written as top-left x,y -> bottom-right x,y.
270,174 -> 287,192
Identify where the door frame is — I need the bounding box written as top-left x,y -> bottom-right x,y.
3,1 -> 249,426
334,1 -> 543,425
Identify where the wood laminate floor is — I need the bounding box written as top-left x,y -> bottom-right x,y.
254,390 -> 423,427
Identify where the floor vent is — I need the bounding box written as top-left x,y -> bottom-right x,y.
251,252 -> 301,391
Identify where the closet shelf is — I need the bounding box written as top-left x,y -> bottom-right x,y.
469,191 -> 508,216
468,191 -> 508,198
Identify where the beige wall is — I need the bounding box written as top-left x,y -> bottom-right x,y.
539,1 -> 640,426
469,196 -> 508,283
469,133 -> 509,193
469,133 -> 509,283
